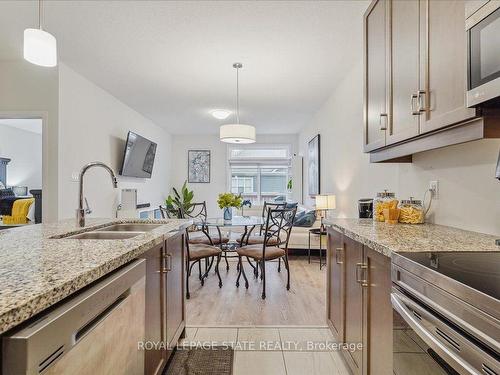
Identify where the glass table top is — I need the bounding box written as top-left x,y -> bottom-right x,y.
194,216 -> 264,227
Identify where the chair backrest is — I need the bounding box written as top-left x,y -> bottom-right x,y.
159,205 -> 181,219
260,201 -> 287,235
262,207 -> 297,254
182,202 -> 207,221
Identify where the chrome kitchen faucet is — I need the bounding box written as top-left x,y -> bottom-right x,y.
76,162 -> 118,227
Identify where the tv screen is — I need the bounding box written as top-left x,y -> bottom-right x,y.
119,131 -> 157,178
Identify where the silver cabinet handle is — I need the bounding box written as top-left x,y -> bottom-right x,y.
160,253 -> 172,273
379,113 -> 388,130
335,247 -> 343,264
411,93 -> 420,115
355,263 -> 368,287
417,90 -> 427,113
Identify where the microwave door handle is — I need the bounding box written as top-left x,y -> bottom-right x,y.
391,293 -> 480,375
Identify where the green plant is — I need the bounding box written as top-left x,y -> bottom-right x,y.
217,192 -> 243,210
165,181 -> 194,218
287,178 -> 293,191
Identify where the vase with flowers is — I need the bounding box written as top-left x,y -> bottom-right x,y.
217,193 -> 243,221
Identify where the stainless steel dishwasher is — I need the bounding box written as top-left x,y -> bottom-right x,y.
3,259 -> 146,375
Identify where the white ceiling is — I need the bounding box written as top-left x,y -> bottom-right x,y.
0,0 -> 368,135
0,119 -> 43,134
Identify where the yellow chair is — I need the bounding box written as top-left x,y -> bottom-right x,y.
2,198 -> 35,225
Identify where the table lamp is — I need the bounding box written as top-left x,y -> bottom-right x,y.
315,194 -> 336,231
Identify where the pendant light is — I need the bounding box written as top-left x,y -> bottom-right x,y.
219,63 -> 256,144
24,0 -> 57,67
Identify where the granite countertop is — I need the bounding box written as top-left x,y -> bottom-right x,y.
324,218 -> 500,257
0,218 -> 191,334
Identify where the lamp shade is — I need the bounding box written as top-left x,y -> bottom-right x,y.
24,28 -> 57,67
315,194 -> 336,210
220,124 -> 256,144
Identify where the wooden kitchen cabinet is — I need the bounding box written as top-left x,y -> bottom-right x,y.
362,246 -> 393,375
165,232 -> 185,353
327,227 -> 393,375
419,0 -> 476,134
327,228 -> 345,341
364,0 -> 486,161
387,0 -> 420,145
142,232 -> 186,375
142,243 -> 167,375
364,0 -> 389,151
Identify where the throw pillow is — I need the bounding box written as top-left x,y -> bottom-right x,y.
293,210 -> 317,227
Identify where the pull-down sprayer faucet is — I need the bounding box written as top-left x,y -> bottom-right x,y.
76,162 -> 118,227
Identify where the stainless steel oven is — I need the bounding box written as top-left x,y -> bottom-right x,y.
467,1 -> 500,107
391,252 -> 500,375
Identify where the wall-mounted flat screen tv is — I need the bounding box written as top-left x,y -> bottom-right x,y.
119,131 -> 157,178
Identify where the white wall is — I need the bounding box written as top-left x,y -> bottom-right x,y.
299,61 -> 398,217
58,63 -> 172,219
0,125 -> 42,189
0,61 -> 59,221
170,134 -> 298,217
298,60 -> 500,236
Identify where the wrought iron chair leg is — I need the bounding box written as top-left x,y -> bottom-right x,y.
240,257 -> 249,289
236,256 -> 242,287
198,261 -> 202,281
186,260 -> 191,299
261,259 -> 266,299
278,257 -> 281,272
259,261 -> 264,280
215,254 -> 222,288
284,254 -> 290,290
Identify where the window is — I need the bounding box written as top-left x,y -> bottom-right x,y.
228,145 -> 292,205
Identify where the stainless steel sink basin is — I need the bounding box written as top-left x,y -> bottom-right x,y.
64,231 -> 143,240
96,223 -> 164,232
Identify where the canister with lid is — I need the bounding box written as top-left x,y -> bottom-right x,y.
399,197 -> 425,224
373,190 -> 398,222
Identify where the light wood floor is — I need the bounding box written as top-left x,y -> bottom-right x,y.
186,256 -> 327,326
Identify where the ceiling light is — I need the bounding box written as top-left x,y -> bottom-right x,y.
24,0 -> 57,67
220,63 -> 256,144
211,110 -> 231,120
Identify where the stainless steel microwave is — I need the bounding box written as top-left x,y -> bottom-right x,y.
467,1 -> 500,107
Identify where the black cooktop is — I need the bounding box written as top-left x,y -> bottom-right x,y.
398,252 -> 500,301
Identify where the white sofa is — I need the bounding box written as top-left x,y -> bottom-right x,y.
237,205 -> 322,250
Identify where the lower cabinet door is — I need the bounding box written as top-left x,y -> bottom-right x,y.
143,244 -> 167,375
166,232 -> 185,352
363,246 -> 392,375
327,228 -> 345,341
343,236 -> 364,375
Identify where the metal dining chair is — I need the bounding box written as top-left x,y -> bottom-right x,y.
235,207 -> 297,299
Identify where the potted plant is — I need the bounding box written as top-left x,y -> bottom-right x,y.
165,181 -> 194,218
217,193 -> 242,221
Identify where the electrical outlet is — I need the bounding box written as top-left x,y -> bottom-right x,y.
429,180 -> 439,199
71,172 -> 80,182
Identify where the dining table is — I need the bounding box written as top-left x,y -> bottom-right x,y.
194,215 -> 264,271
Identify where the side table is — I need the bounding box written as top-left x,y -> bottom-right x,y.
308,228 -> 327,269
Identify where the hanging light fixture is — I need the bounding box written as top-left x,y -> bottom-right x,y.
219,63 -> 256,144
24,0 -> 57,67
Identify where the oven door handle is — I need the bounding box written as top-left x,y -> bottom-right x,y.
391,292 -> 480,375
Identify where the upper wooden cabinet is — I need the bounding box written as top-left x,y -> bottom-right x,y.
363,0 -> 500,161
419,0 -> 477,134
364,0 -> 389,151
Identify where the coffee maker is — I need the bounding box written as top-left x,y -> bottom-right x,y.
358,198 -> 373,218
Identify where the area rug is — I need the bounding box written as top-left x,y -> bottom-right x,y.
164,347 -> 234,375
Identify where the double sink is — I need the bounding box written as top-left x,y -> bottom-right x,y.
62,223 -> 165,240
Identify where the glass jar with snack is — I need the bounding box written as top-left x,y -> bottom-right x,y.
399,197 -> 425,224
373,190 -> 398,222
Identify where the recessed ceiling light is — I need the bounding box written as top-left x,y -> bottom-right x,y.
211,109 -> 231,120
